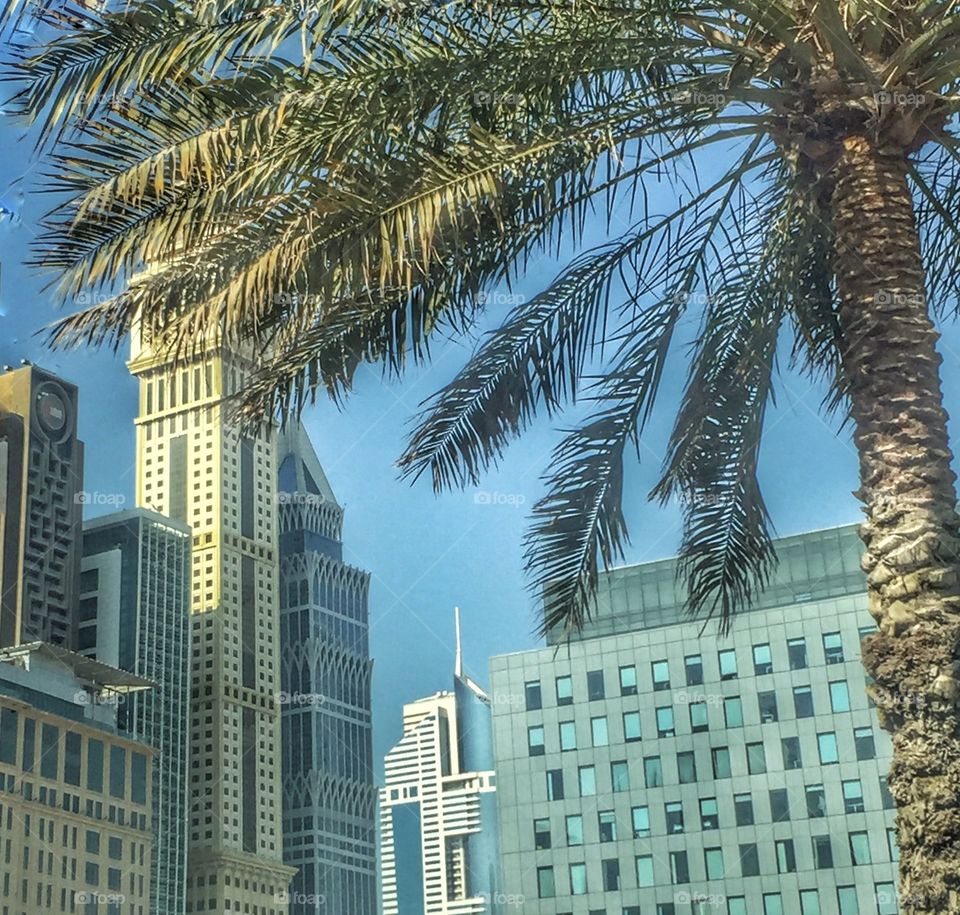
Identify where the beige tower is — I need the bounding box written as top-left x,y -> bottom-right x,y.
129,334 -> 295,914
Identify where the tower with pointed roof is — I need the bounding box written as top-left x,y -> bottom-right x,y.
276,423 -> 377,915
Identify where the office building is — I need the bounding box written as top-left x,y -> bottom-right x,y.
277,424 -> 377,914
129,334 -> 295,913
0,364 -> 84,648
380,611 -> 502,915
490,523 -> 898,915
0,641 -> 154,915
80,508 -> 192,915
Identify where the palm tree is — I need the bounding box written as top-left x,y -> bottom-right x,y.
5,0 -> 960,905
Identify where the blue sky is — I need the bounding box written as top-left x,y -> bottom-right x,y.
4,78 -> 960,775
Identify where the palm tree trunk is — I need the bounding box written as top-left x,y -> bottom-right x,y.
831,135 -> 960,914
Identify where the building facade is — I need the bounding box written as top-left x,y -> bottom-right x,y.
276,425 -> 377,915
380,613 -> 502,915
490,524 -> 899,915
79,508 -> 192,915
129,336 -> 295,913
0,364 -> 84,648
0,642 -> 154,915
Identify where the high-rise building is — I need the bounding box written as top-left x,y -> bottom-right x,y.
0,364 -> 84,648
0,641 -> 155,915
276,424 -> 377,914
129,335 -> 295,913
380,611 -> 502,915
489,523 -> 898,915
79,507 -> 192,915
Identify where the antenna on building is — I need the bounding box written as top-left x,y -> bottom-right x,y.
454,605 -> 463,679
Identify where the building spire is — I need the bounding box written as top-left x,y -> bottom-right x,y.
454,606 -> 463,679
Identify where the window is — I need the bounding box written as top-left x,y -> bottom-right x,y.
799,890 -> 821,915
787,636 -> 808,669
644,756 -> 663,788
724,696 -> 743,727
525,680 -> 542,710
619,665 -> 638,696
829,680 -> 851,712
665,801 -> 684,834
775,838 -> 796,873
704,847 -> 724,879
556,675 -> 573,705
677,751 -> 697,784
685,654 -> 704,685
876,882 -> 898,915
823,631 -> 845,664
559,721 -> 577,751
611,760 -> 630,792
598,810 -> 617,842
782,736 -> 802,769
699,797 -> 719,829
758,691 -> 778,722
689,702 -> 709,732
656,707 -> 675,737
631,805 -> 650,838
849,830 -> 871,865
806,783 -> 826,818
836,886 -> 859,915
753,643 -> 773,675
817,732 -> 839,764
64,732 -> 81,787
578,766 -> 596,797
40,725 -> 59,780
109,746 -> 125,799
770,788 -> 790,822
537,866 -> 555,898
712,747 -> 731,778
591,717 -> 609,747
569,862 -> 587,895
739,843 -> 759,877
728,899 -> 747,915
718,649 -> 738,680
87,740 -> 104,793
623,711 -> 641,742
636,855 -> 654,887
793,685 -> 814,718
565,814 -> 583,845
734,793 -> 754,826
85,831 -> 99,854
887,828 -> 899,862
842,779 -> 864,814
651,660 -> 670,691
669,850 -> 689,884
855,727 -> 876,760
763,894 -> 784,915
746,742 -> 766,774
587,670 -> 605,700
879,776 -> 894,809
533,818 -> 551,849
812,835 -> 833,869
528,726 -> 545,757
546,769 -> 564,800
657,906 -> 676,915
602,858 -> 620,892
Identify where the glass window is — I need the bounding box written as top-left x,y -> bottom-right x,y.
806,783 -> 826,818
746,742 -> 766,774
631,805 -> 650,838
753,643 -> 773,675
728,899 -> 747,915
556,675 -> 573,706
528,726 -> 545,756
87,739 -> 104,793
724,696 -> 743,727
699,797 -> 719,829
85,830 -> 99,854
598,810 -> 617,842
876,883 -> 898,915
770,788 -> 790,821
565,814 -> 583,845
636,855 -> 654,887
656,706 -> 675,737
602,857 -> 620,892
718,649 -> 738,680
842,779 -> 864,813
685,654 -> 704,686
669,850 -> 689,884
651,660 -> 670,691
793,685 -> 814,718
525,680 -> 542,710
578,766 -> 595,797
21,717 -> 34,773
879,776 -> 894,809
799,890 -> 821,915
109,746 -> 126,799
611,760 -> 630,792
855,727 -> 876,760
712,747 -> 731,778
836,886 -> 859,915
704,847 -> 724,879
689,702 -> 709,732
623,711 -> 641,742
587,670 -> 605,701
534,817 -> 551,849
591,717 -> 609,747
849,831 -> 871,865
665,801 -> 684,833
677,751 -> 697,784
782,736 -> 802,769
644,756 -> 662,788
619,665 -> 638,696
0,709 -> 16,765
739,843 -> 759,877
546,769 -> 564,800
775,838 -> 796,873
537,866 -> 555,898
569,862 -> 587,895
887,828 -> 899,862
830,680 -> 851,712
64,732 -> 82,787
812,835 -> 833,869
40,724 -> 59,780
559,721 -> 577,751
787,636 -> 808,669
734,793 -> 754,826
823,631 -> 845,664
132,754 -> 147,804
758,691 -> 778,722
817,732 -> 839,764
763,894 -> 784,915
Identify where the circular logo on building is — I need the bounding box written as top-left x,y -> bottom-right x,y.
34,384 -> 72,440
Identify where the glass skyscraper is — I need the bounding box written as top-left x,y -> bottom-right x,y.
276,423 -> 377,915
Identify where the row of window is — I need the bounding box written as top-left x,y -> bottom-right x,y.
524,631 -> 862,710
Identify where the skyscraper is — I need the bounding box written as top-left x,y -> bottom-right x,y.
380,611 -> 502,915
489,523 -> 897,915
129,335 -> 295,912
276,423 -> 377,914
79,507 -> 192,915
0,364 -> 84,648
